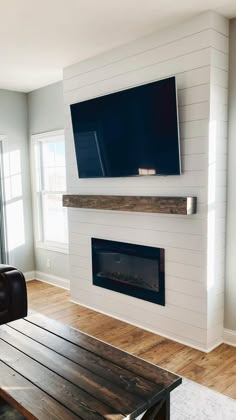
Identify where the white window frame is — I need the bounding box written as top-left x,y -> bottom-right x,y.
31,130 -> 68,254
0,135 -> 9,263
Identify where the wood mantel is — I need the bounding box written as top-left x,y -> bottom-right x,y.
63,195 -> 197,215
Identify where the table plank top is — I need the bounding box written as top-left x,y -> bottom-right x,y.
0,314 -> 182,419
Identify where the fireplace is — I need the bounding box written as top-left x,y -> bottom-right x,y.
92,238 -> 165,305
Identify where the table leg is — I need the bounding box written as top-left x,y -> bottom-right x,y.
141,394 -> 170,420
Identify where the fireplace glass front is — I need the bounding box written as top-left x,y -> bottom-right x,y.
92,238 -> 165,305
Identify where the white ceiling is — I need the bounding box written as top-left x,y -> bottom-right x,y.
0,0 -> 236,93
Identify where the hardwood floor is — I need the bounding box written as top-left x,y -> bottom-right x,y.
27,280 -> 236,400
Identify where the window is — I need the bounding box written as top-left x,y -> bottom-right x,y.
32,130 -> 68,252
0,136 -> 25,260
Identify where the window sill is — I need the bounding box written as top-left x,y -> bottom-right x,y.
35,241 -> 69,254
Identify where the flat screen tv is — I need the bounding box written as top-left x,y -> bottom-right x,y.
70,76 -> 181,178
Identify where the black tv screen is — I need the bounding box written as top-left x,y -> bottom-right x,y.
70,76 -> 181,178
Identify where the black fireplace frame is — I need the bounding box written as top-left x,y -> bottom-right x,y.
92,238 -> 165,306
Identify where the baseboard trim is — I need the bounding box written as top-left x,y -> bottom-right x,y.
34,271 -> 70,290
206,340 -> 224,353
224,329 -> 236,347
24,271 -> 36,281
70,297 -> 215,353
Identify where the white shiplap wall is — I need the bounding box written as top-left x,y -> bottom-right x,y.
63,11 -> 229,351
206,63 -> 229,348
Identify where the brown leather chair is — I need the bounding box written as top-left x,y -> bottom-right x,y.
0,264 -> 27,325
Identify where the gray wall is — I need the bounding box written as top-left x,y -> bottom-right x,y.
0,89 -> 34,272
28,81 -> 70,281
225,18 -> 236,331
28,82 -> 64,133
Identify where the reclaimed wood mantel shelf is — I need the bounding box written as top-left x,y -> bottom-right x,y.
63,195 -> 197,215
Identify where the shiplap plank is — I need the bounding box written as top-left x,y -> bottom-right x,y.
70,272 -> 207,312
182,154 -> 207,171
66,164 -> 207,187
69,230 -> 207,253
69,222 -> 206,251
180,137 -> 208,155
210,103 -> 227,121
210,29 -> 229,52
64,49 -> 212,104
64,30 -> 221,93
166,289 -> 207,314
69,243 -> 206,268
180,119 -> 209,138
211,85 -> 228,105
69,274 -> 206,330
176,67 -> 211,89
70,255 -> 205,287
211,49 -> 229,71
69,285 -> 207,345
69,209 -> 207,233
211,67 -> 228,87
70,259 -> 206,294
178,84 -> 210,106
209,12 -> 229,36
64,83 -> 211,117
69,216 -> 206,237
70,274 -> 208,319
166,248 -> 206,267
64,11 -> 228,80
179,102 -> 209,122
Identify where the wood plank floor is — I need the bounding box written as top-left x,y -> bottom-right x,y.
27,280 -> 236,400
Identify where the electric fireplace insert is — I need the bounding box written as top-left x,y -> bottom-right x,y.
92,238 -> 165,305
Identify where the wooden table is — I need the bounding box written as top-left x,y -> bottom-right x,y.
0,314 -> 182,419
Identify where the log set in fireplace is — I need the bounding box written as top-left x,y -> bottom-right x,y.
92,238 -> 165,305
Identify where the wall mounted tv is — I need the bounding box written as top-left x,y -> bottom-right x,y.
70,76 -> 181,178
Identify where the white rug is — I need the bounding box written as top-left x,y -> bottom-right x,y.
137,377 -> 236,420
170,378 -> 236,420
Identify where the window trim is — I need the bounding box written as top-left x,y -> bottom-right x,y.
31,130 -> 68,254
0,135 -> 9,263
